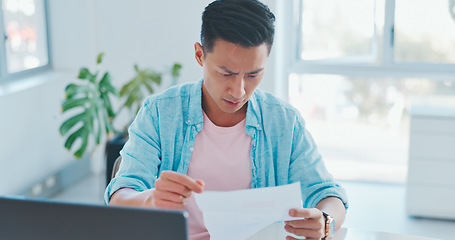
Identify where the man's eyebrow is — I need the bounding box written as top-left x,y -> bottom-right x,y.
218,66 -> 264,75
218,66 -> 239,75
246,67 -> 264,75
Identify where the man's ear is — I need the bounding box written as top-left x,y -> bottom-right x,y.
194,42 -> 204,67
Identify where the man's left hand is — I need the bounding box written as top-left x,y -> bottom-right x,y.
284,208 -> 325,240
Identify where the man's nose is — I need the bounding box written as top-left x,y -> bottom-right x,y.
229,77 -> 246,99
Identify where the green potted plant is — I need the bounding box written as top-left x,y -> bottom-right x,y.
59,53 -> 181,184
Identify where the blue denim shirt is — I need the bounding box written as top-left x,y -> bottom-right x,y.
105,79 -> 348,209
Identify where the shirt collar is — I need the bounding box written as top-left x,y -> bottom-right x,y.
245,92 -> 262,130
187,79 -> 204,126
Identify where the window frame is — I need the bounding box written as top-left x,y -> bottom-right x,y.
0,0 -> 52,84
275,0 -> 455,100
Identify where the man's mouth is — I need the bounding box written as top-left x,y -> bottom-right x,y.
223,99 -> 243,107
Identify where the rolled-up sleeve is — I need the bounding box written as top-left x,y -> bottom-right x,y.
104,101 -> 161,204
289,116 -> 348,210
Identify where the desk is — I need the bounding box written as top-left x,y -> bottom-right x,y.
247,222 -> 439,240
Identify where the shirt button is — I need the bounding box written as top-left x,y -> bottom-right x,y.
196,124 -> 201,129
190,147 -> 194,152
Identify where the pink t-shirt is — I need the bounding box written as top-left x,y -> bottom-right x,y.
185,112 -> 252,240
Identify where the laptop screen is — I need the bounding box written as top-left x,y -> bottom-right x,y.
0,196 -> 188,240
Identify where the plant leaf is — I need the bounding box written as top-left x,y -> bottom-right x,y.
142,81 -> 154,94
171,63 -> 182,78
64,127 -> 84,150
89,71 -> 98,83
100,105 -> 114,134
61,97 -> 91,113
59,111 -> 86,136
148,73 -> 162,85
120,65 -> 165,116
124,86 -> 141,109
78,68 -> 92,80
74,131 -> 89,159
99,72 -> 118,96
100,94 -> 116,118
96,53 -> 105,64
119,80 -> 135,97
65,83 -> 92,99
95,114 -> 102,145
62,108 -> 92,159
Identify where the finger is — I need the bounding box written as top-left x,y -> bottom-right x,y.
289,208 -> 322,219
196,179 -> 205,188
155,178 -> 193,198
153,189 -> 187,204
284,224 -> 324,239
285,218 -> 324,230
160,171 -> 204,193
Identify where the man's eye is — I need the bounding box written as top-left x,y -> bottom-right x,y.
221,73 -> 232,77
247,74 -> 257,78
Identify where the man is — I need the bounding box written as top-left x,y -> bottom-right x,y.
105,0 -> 348,239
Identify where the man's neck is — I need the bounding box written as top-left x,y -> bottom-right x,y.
203,106 -> 247,127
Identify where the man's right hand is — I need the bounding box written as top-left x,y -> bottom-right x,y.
109,171 -> 204,210
153,171 -> 204,209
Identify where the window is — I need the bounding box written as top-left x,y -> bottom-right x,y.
394,0 -> 455,64
0,0 -> 50,82
298,0 -> 379,62
280,0 -> 455,183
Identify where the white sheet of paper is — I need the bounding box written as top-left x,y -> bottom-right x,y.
194,182 -> 304,240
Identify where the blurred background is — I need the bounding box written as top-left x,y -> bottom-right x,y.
1,0 -> 455,239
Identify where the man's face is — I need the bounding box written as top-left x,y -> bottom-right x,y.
195,39 -> 269,115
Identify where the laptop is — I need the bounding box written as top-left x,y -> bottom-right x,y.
0,196 -> 188,240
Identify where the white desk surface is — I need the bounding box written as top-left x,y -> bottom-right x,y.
247,222 -> 439,240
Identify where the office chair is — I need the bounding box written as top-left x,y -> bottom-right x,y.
111,156 -> 122,181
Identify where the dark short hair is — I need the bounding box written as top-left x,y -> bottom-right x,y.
201,0 -> 276,55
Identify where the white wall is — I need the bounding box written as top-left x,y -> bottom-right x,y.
0,0 -> 279,195
0,72 -> 72,195
92,0 -> 276,92
0,0 -> 100,195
